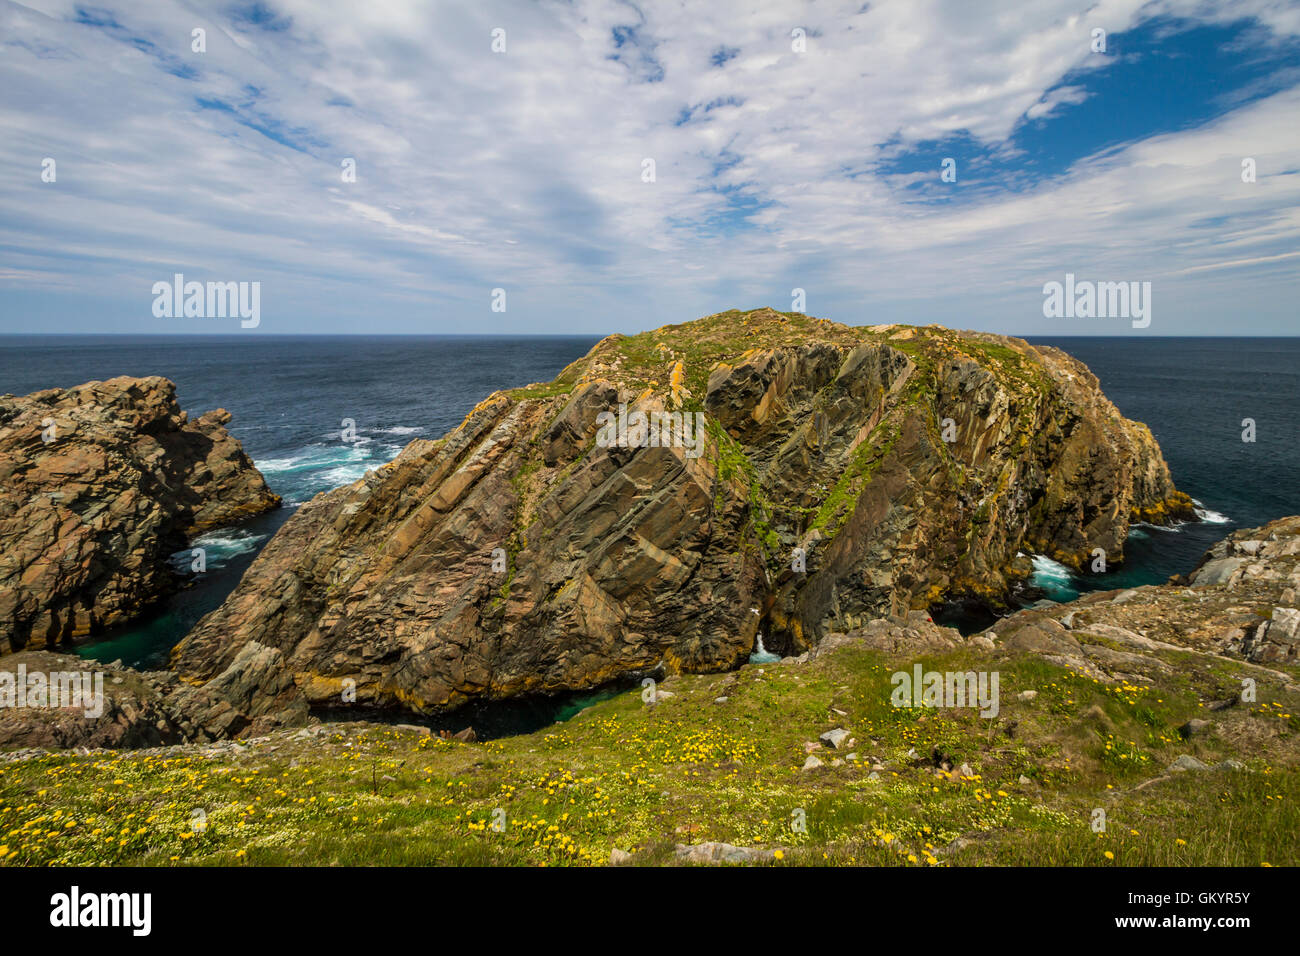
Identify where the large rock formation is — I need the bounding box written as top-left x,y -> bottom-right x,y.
0,376 -> 280,652
171,309 -> 1193,718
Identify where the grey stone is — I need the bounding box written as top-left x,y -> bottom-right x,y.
820,728 -> 851,749
673,842 -> 777,865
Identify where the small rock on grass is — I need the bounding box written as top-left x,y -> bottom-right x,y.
1167,754 -> 1209,772
674,843 -> 780,865
801,755 -> 823,771
820,728 -> 851,749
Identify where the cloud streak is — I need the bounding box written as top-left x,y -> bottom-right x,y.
0,0 -> 1297,335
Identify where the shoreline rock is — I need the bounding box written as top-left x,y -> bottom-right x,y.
983,515 -> 1300,685
0,376 -> 279,653
168,310 -> 1195,721
5,512 -> 1297,751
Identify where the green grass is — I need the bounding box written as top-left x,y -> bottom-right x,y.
3,638 -> 1294,867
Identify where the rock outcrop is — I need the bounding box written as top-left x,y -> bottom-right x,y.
0,376 -> 279,652
171,309 -> 1192,719
0,651 -> 266,750
984,514 -> 1300,684
9,514 -> 1295,753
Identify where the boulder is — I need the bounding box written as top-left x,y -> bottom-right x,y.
673,842 -> 779,865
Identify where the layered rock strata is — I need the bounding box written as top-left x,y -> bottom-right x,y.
170,309 -> 1195,719
0,376 -> 279,652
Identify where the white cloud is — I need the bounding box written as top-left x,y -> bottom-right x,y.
0,0 -> 1297,334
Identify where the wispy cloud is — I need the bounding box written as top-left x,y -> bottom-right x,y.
1,0 -> 1297,334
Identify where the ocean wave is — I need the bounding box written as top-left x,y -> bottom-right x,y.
168,528 -> 267,571
319,429 -> 376,445
259,438 -> 406,505
315,463 -> 376,486
1029,554 -> 1080,603
256,443 -> 373,475
1131,521 -> 1176,533
1191,499 -> 1231,524
373,426 -> 423,435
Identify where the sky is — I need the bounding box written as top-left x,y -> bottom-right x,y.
1,0 -> 1298,336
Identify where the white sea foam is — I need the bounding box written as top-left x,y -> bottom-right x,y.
259,440 -> 406,505
257,444 -> 369,475
316,464 -> 374,486
1132,521 -> 1174,532
1191,499 -> 1231,524
169,528 -> 267,571
1030,553 -> 1072,581
1029,554 -> 1079,602
192,529 -> 267,553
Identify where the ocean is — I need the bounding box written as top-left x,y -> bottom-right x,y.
2,334 -> 1297,676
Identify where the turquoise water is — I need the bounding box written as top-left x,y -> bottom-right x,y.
748,633 -> 782,665
1023,506 -> 1233,602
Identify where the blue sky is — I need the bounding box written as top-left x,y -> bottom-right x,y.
1,0 -> 1298,335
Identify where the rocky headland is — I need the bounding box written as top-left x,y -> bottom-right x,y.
0,376 -> 279,654
166,308 -> 1197,721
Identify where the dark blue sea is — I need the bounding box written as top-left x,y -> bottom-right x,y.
1,334 -> 1296,672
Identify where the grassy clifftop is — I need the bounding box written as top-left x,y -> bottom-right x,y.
510,308 -> 1053,411
3,619 -> 1295,867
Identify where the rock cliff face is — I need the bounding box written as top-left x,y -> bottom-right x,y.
0,376 -> 280,652
171,309 -> 1192,718
11,514 -> 1296,752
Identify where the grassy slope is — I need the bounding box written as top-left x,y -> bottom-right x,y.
3,637 -> 1295,867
